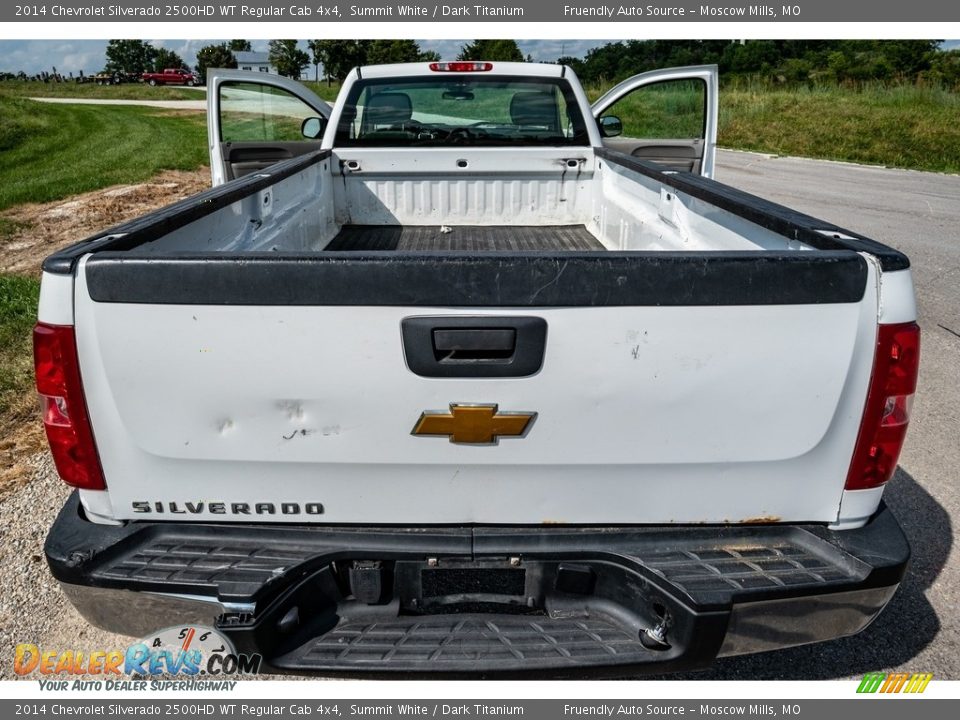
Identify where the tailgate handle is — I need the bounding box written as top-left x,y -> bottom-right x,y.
402,317 -> 547,378
432,328 -> 516,361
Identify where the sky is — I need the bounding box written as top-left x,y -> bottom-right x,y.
0,39 -> 611,76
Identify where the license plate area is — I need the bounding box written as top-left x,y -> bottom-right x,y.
398,559 -> 536,614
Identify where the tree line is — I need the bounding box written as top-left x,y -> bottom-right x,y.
558,40 -> 960,88
97,39 -> 527,85
102,39 -> 195,78
17,39 -> 958,89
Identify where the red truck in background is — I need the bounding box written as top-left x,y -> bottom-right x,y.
141,68 -> 198,86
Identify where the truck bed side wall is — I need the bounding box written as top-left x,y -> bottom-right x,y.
137,155 -> 337,254
594,156 -> 809,252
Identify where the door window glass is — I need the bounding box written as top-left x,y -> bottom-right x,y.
220,82 -> 319,142
600,78 -> 706,140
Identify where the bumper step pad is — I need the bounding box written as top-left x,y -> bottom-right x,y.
282,614 -> 653,671
68,529 -> 858,607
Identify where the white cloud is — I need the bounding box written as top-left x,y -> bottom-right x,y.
1,40 -> 108,74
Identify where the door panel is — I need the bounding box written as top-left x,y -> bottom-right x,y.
601,139 -> 704,174
592,65 -> 718,178
207,70 -> 330,186
220,143 -> 299,180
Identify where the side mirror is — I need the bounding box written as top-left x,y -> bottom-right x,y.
598,115 -> 623,138
301,116 -> 327,140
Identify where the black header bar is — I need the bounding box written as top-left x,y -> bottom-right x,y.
6,2 -> 957,23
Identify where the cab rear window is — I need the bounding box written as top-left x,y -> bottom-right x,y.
334,76 -> 590,147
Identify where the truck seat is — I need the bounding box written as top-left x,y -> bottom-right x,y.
510,91 -> 560,132
365,92 -> 413,129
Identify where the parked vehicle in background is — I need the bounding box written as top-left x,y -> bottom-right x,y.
91,72 -> 122,86
140,68 -> 198,86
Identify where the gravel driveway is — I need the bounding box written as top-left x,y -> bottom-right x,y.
0,454 -> 131,680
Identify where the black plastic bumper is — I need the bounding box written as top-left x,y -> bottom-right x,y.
46,492 -> 909,677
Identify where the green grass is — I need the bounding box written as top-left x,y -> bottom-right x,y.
586,80 -> 705,139
0,96 -> 207,211
0,80 -> 200,100
718,83 -> 960,172
0,275 -> 40,417
220,82 -> 318,142
222,112 -> 306,142
301,81 -> 342,103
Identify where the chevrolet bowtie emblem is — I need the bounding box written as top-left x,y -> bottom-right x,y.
412,404 -> 536,444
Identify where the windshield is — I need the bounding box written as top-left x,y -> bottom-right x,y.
334,76 -> 590,147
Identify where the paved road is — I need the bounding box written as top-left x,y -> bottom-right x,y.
675,150 -> 960,679
29,88 -> 303,116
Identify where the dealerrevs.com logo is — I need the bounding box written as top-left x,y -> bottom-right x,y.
15,625 -> 261,686
857,672 -> 933,694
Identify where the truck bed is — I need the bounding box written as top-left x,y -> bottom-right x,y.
325,224 -> 605,252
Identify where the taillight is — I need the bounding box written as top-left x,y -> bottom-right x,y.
845,322 -> 920,491
33,323 -> 105,490
429,62 -> 493,72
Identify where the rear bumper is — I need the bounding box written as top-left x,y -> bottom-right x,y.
46,493 -> 909,677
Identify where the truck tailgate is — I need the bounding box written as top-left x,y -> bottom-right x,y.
72,252 -> 878,525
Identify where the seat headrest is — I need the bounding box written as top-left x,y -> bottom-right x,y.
509,91 -> 559,130
365,92 -> 413,126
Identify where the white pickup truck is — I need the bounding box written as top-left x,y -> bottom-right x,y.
38,62 -> 919,676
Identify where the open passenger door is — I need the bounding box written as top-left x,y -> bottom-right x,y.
207,69 -> 331,186
591,65 -> 718,178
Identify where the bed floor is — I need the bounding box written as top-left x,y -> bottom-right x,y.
325,224 -> 604,252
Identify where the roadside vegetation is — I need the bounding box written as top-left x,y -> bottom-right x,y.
301,81 -> 341,103
0,96 -> 207,211
715,82 -> 960,172
563,40 -> 960,91
0,273 -> 42,493
0,80 -> 199,100
0,275 -> 38,421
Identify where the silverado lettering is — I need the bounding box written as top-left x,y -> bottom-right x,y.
131,501 -> 325,515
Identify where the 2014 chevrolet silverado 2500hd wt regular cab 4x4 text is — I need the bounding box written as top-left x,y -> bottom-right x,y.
37,62 -> 919,676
